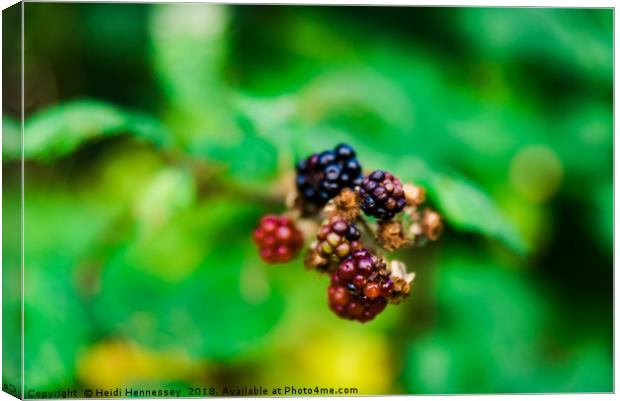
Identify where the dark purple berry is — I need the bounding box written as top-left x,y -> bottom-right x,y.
332,220 -> 349,235
335,143 -> 355,160
324,165 -> 341,182
296,159 -> 308,173
359,170 -> 406,220
345,159 -> 361,173
346,225 -> 360,241
318,151 -> 336,167
369,170 -> 384,181
295,144 -> 364,212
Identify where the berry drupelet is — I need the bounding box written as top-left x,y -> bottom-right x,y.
312,217 -> 363,271
296,144 -> 364,212
359,170 -> 407,220
253,214 -> 303,264
327,249 -> 395,322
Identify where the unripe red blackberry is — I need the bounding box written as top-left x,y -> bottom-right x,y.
311,217 -> 363,271
327,249 -> 394,322
253,214 -> 303,264
296,144 -> 363,213
359,170 -> 406,220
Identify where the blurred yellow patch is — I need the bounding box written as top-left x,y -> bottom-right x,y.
266,329 -> 392,395
76,339 -> 202,388
497,187 -> 551,256
96,145 -> 163,206
509,145 -> 563,203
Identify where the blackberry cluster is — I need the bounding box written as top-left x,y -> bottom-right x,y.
327,249 -> 395,322
296,144 -> 363,212
360,170 -> 406,220
252,143 -> 442,324
313,217 -> 363,271
253,215 -> 303,264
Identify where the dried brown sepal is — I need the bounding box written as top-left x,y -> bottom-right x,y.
421,208 -> 443,241
377,220 -> 411,251
386,260 -> 415,304
406,221 -> 427,246
403,183 -> 426,206
291,193 -> 324,217
322,188 -> 360,222
390,277 -> 411,304
303,244 -> 330,272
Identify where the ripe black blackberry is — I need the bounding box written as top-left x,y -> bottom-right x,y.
310,217 -> 363,272
327,249 -> 395,322
359,170 -> 406,220
296,144 -> 363,212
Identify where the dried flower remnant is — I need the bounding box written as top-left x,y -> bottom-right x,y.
403,183 -> 426,207
323,188 -> 361,222
386,260 -> 415,304
377,220 -> 411,251
421,209 -> 443,241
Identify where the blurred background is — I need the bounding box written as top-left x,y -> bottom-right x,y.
2,4 -> 613,395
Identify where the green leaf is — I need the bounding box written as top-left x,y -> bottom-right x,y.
23,99 -> 173,161
149,4 -> 229,113
149,4 -> 239,147
428,173 -> 528,255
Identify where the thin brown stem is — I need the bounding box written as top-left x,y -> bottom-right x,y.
179,154 -> 284,207
356,216 -> 385,254
357,216 -> 375,237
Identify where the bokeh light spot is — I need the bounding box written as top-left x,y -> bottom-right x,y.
509,145 -> 563,203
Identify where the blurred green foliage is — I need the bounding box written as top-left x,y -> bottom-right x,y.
2,4 -> 612,395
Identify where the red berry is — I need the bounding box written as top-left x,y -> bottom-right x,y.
338,259 -> 356,279
327,248 -> 394,323
364,282 -> 381,299
353,275 -> 366,288
276,226 -> 292,242
330,286 -> 349,306
253,214 -> 303,264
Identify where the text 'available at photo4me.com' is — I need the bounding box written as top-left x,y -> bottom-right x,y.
14,385 -> 360,398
